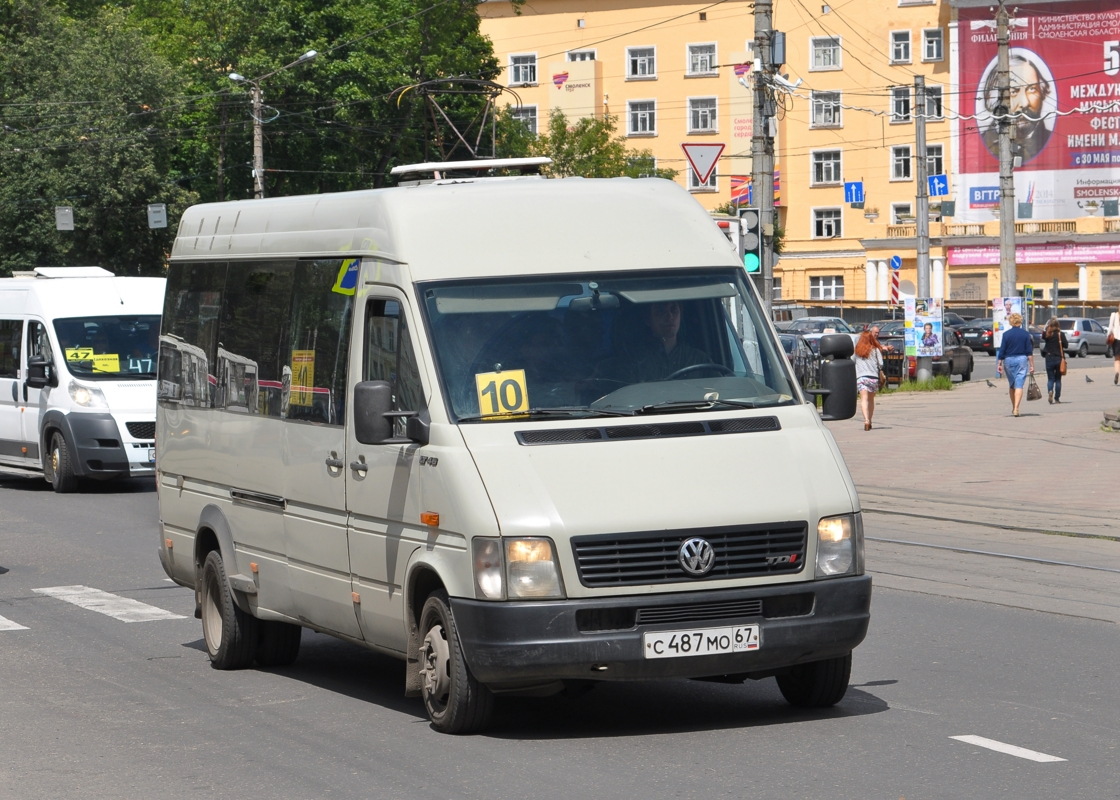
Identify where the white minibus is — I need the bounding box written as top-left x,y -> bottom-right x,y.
0,267 -> 164,491
157,160 -> 868,733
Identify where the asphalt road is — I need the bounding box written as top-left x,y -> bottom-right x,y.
1,397 -> 1118,800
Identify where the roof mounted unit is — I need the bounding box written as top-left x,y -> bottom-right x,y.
390,157 -> 552,185
33,267 -> 114,278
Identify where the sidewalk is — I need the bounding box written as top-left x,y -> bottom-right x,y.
826,358 -> 1120,544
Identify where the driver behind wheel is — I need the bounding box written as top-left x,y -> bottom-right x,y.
600,300 -> 712,382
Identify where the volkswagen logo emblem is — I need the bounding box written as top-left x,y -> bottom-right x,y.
678,537 -> 715,577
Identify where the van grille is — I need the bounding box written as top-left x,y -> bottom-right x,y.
126,422 -> 156,441
572,524 -> 807,587
517,416 -> 780,446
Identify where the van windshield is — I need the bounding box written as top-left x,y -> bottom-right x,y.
54,315 -> 161,379
421,269 -> 798,421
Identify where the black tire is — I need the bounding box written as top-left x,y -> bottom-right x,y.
1079,343 -> 1089,358
961,356 -> 972,382
200,550 -> 259,670
47,431 -> 79,493
776,653 -> 852,708
418,590 -> 494,734
256,620 -> 302,667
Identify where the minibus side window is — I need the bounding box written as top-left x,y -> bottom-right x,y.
0,319 -> 19,378
364,299 -> 423,437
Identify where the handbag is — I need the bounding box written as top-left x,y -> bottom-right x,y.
1026,373 -> 1042,401
1059,349 -> 1067,376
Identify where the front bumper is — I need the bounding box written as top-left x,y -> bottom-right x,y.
451,575 -> 871,687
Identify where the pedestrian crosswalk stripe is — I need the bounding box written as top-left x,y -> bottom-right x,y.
33,585 -> 187,623
0,615 -> 29,631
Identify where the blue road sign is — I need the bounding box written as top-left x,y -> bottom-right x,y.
890,255 -> 902,270
844,181 -> 864,204
928,174 -> 949,197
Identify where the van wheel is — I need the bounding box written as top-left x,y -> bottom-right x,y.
200,550 -> 258,669
961,358 -> 972,382
256,620 -> 302,667
418,590 -> 493,734
776,653 -> 852,708
47,432 -> 79,493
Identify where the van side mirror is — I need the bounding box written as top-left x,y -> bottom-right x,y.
26,355 -> 56,389
353,380 -> 429,445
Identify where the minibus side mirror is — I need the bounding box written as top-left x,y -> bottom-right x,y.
815,334 -> 856,421
26,355 -> 56,389
353,380 -> 428,445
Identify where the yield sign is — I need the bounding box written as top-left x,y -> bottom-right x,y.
681,142 -> 725,183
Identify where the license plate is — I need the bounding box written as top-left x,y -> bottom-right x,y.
643,625 -> 760,659
148,448 -> 156,463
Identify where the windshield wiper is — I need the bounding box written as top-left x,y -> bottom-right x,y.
457,406 -> 634,423
633,397 -> 787,415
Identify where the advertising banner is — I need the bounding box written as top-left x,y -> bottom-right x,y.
956,1 -> 1120,222
904,298 -> 944,357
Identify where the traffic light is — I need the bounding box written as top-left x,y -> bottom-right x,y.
738,207 -> 762,273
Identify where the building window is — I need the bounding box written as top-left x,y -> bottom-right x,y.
923,28 -> 944,61
568,49 -> 596,61
687,166 -> 718,191
771,276 -> 782,301
892,203 -> 913,224
810,275 -> 845,300
811,91 -> 841,127
891,146 -> 912,180
509,54 -> 537,86
511,105 -> 537,135
926,143 -> 944,176
923,85 -> 944,120
628,155 -> 659,176
890,31 -> 911,64
687,43 -> 717,75
812,150 -> 842,185
811,37 -> 841,70
813,208 -> 842,239
628,100 -> 656,135
688,97 -> 718,133
627,47 -> 656,79
891,86 -> 911,123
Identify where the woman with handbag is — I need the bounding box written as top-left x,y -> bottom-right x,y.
995,312 -> 1035,417
1107,304 -> 1120,385
853,328 -> 887,431
1040,317 -> 1067,404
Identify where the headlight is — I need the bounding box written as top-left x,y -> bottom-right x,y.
472,537 -> 565,600
68,380 -> 107,408
815,513 -> 863,578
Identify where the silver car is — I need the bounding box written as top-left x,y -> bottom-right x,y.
1058,317 -> 1110,357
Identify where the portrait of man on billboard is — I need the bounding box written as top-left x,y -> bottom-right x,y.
978,49 -> 1056,165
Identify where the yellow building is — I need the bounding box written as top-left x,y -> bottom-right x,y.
480,0 -> 1120,311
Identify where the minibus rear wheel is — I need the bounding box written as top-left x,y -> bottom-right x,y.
775,652 -> 852,708
418,590 -> 494,734
200,550 -> 259,670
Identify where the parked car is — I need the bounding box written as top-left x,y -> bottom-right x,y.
1058,317 -> 1110,357
958,318 -> 995,354
785,316 -> 857,336
943,311 -> 971,328
878,326 -> 974,381
779,332 -> 820,391
1027,324 -> 1044,349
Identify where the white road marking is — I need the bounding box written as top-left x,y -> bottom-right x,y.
33,585 -> 187,623
950,735 -> 1067,763
0,615 -> 29,631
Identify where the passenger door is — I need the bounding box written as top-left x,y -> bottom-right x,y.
346,292 -> 427,651
0,318 -> 30,466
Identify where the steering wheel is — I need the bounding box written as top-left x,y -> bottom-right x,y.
665,363 -> 735,380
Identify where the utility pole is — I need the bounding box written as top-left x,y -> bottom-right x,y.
914,74 -> 933,382
996,1 -> 1017,297
751,0 -> 776,317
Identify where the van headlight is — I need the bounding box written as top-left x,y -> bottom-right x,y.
68,380 -> 108,408
473,537 -> 565,600
815,513 -> 863,578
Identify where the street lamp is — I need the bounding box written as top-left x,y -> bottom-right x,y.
229,49 -> 318,199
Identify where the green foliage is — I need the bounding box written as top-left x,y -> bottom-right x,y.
884,375 -> 955,392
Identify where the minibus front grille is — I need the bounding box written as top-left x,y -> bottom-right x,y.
572,524 -> 807,587
517,416 -> 779,446
126,422 -> 156,441
574,594 -> 812,632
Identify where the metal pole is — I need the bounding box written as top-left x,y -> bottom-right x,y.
250,84 -> 265,200
914,75 -> 933,381
752,0 -> 775,318
997,2 -> 1017,296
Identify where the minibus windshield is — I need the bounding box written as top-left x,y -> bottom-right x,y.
54,315 -> 160,379
421,269 -> 798,421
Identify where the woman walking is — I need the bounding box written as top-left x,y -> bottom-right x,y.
1107,303 -> 1120,385
995,312 -> 1035,417
1040,317 -> 1067,404
853,328 -> 886,430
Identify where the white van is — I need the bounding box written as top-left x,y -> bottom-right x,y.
157,160 -> 868,734
0,267 -> 164,492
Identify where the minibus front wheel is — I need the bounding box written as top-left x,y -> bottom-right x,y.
200,550 -> 259,670
775,652 -> 852,708
47,432 -> 79,493
418,590 -> 494,734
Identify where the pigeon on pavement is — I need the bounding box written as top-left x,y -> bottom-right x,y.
1086,374 -> 1094,383
985,379 -> 996,388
